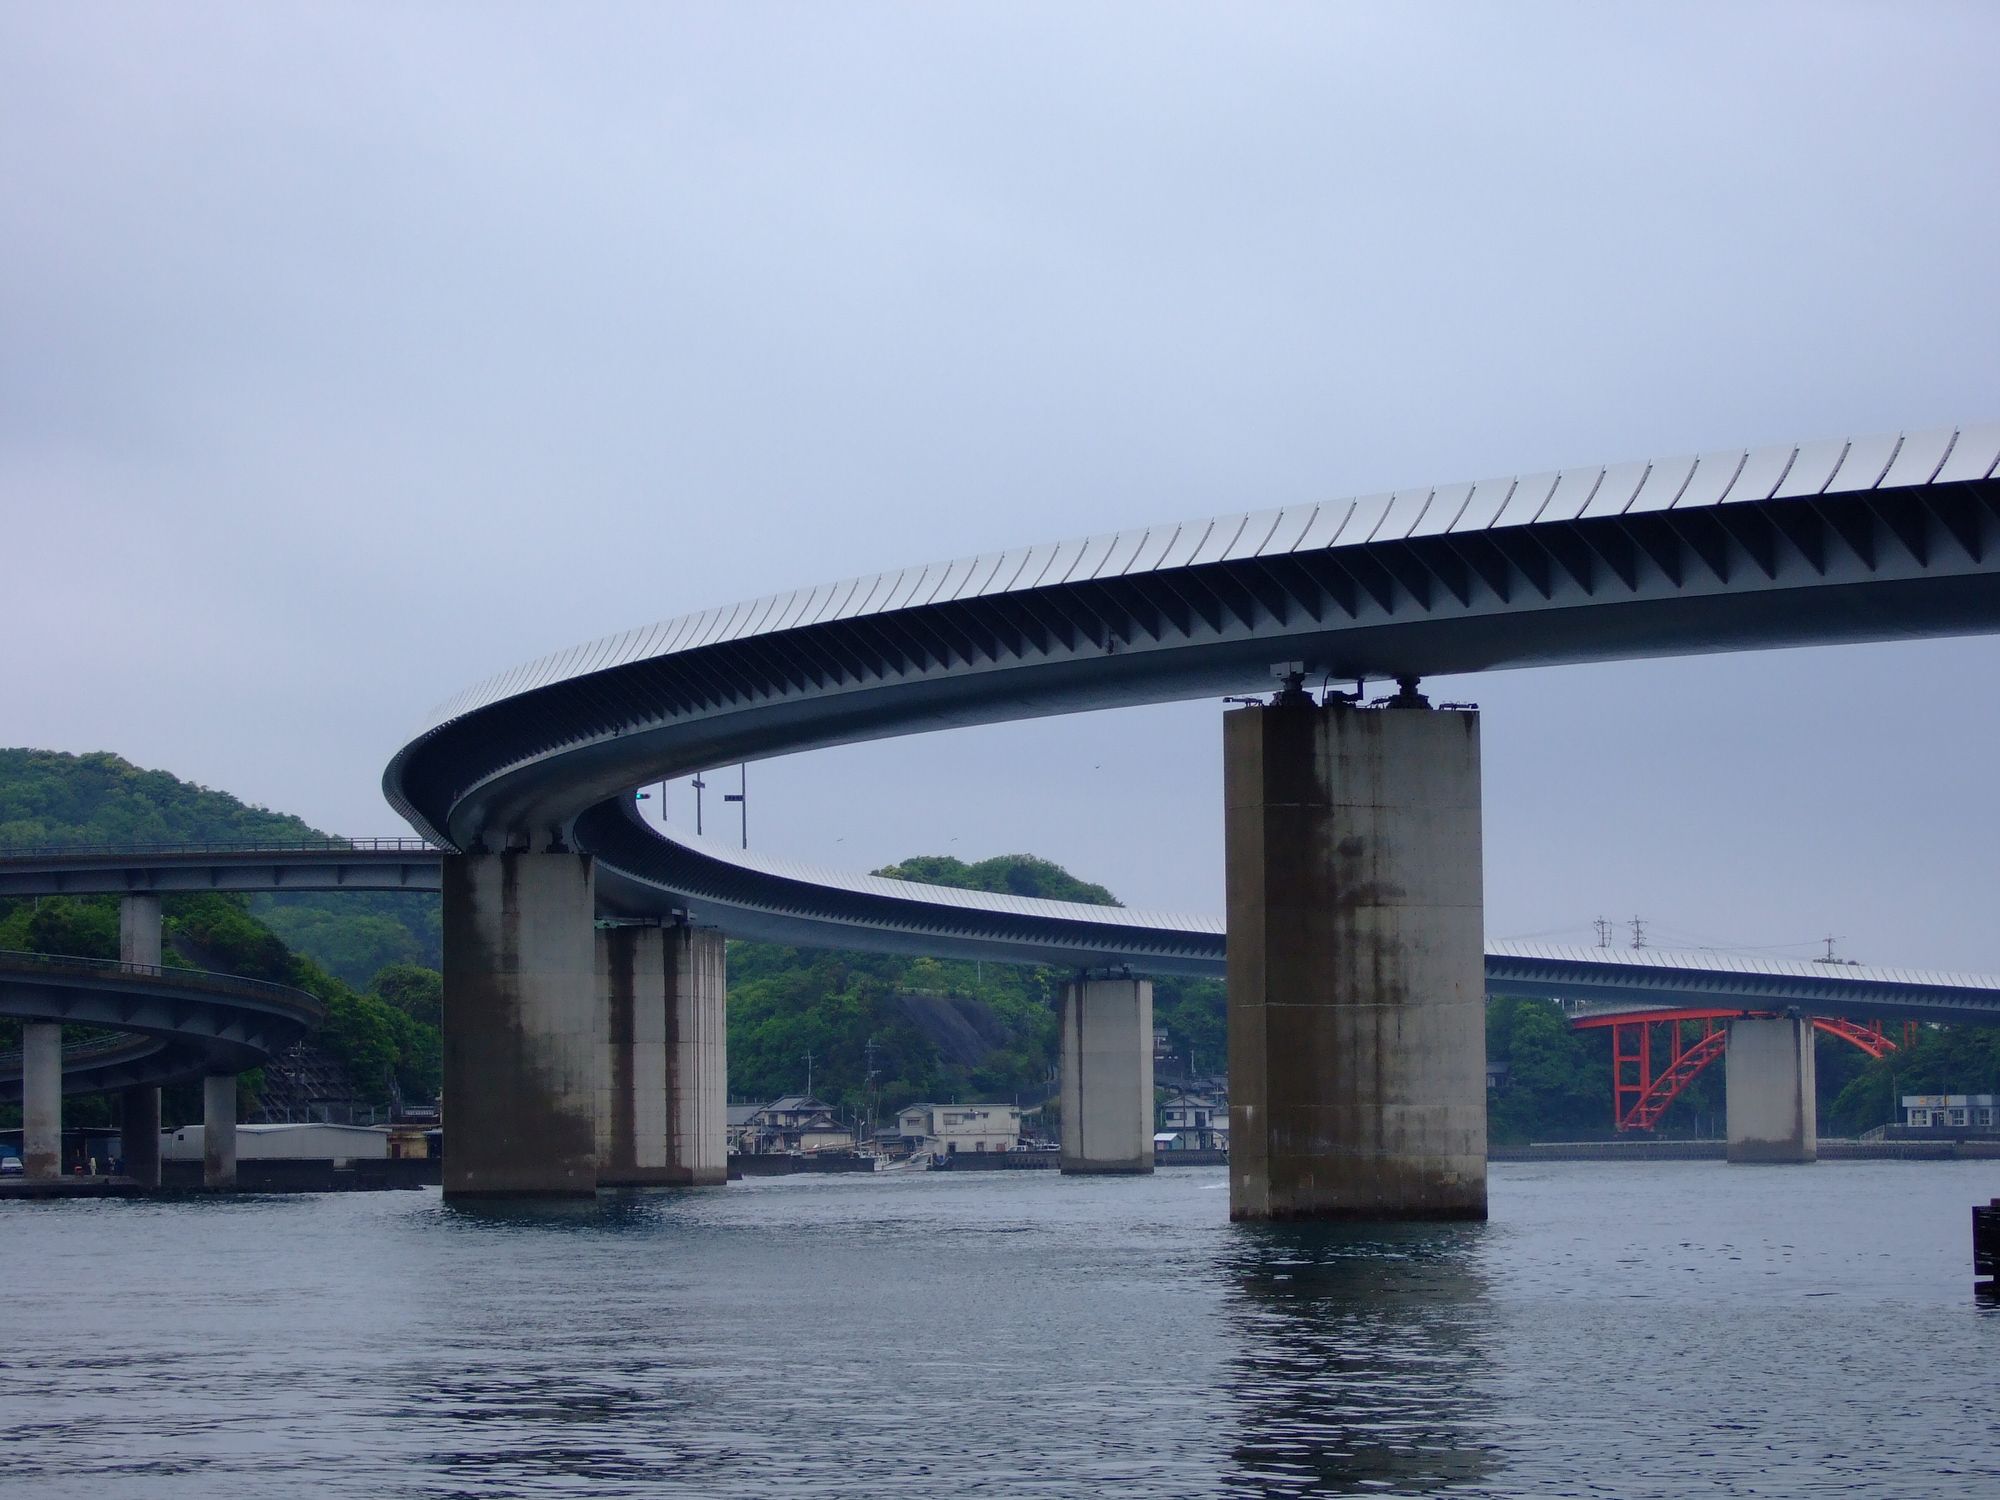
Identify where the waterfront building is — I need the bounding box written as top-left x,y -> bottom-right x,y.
895,1102 -> 1021,1157
1156,1085 -> 1228,1152
1902,1094 -> 1999,1129
727,1097 -> 856,1155
160,1122 -> 392,1162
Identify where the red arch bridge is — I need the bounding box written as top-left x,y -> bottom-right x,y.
1568,1007 -> 1916,1131
1482,941 -> 2000,1136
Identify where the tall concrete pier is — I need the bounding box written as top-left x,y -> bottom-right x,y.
120,893 -> 161,968
122,1084 -> 161,1188
598,924 -> 672,1186
1059,976 -> 1155,1174
1225,692 -> 1487,1221
120,894 -> 165,1186
203,1073 -> 237,1188
442,851 -> 602,1198
1726,1016 -> 1817,1163
21,1022 -> 61,1181
666,924 -> 728,1186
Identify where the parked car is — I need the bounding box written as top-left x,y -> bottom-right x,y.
0,1154 -> 24,1177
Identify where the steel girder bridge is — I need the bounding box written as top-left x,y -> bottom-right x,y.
377,421 -> 2000,963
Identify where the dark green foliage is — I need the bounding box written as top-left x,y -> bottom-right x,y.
874,853 -> 1120,907
372,963 -> 442,1029
0,894 -> 119,962
1152,974 -> 1226,1077
1826,1023 -> 2000,1135
1485,994 -> 1618,1143
0,748 -> 320,847
256,897 -> 439,984
729,953 -> 1048,1114
724,853 -> 1127,1115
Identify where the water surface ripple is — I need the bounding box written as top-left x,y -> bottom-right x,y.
4,1162 -> 1996,1497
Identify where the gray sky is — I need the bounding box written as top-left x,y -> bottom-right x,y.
6,4 -> 1999,968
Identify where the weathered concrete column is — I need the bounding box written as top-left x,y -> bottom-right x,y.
598,924 -> 672,1186
1725,1016 -> 1817,1163
442,850 -> 601,1197
120,893 -> 162,967
203,1073 -> 237,1188
665,925 -> 728,1186
22,1022 -> 62,1181
1059,977 -> 1155,1174
1226,697 -> 1487,1221
121,1085 -> 161,1188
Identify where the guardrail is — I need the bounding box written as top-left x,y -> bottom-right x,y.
0,837 -> 442,859
0,949 -> 324,1015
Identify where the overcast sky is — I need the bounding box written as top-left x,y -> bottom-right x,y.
6,4 -> 1999,968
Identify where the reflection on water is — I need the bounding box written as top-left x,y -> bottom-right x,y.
1223,1223 -> 1497,1494
3,1164 -> 1996,1498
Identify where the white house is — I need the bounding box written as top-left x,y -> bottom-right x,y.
1156,1085 -> 1228,1151
896,1102 -> 1020,1157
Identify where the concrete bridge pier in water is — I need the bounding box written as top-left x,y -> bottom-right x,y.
119,894 -> 167,1188
598,921 -> 727,1187
20,1022 -> 61,1180
1225,684 -> 1488,1222
1725,1016 -> 1817,1163
442,850 -> 727,1198
1059,976 -> 1154,1174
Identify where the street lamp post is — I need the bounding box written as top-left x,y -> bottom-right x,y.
723,765 -> 747,849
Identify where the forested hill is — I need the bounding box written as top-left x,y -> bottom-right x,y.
0,748 -> 439,981
729,854 -> 1226,1117
0,748 -> 320,846
874,853 -> 1119,906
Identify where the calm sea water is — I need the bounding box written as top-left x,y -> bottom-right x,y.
3,1162 -> 1996,1498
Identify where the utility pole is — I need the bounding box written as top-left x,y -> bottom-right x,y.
723,764 -> 747,849
1628,915 -> 1647,949
803,1049 -> 815,1100
693,774 -> 706,836
1594,916 -> 1614,948
864,1037 -> 879,1154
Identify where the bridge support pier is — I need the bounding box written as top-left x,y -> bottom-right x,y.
120,893 -> 162,967
598,925 -> 671,1186
203,1073 -> 237,1188
122,1085 -> 161,1188
442,850 -> 602,1198
1726,1016 -> 1816,1163
22,1022 -> 61,1181
1060,977 -> 1154,1174
666,925 -> 728,1186
1225,696 -> 1487,1221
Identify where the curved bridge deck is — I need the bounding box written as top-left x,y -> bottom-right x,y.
0,950 -> 322,1099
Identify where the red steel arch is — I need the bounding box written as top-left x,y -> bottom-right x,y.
1569,1008 -> 1904,1132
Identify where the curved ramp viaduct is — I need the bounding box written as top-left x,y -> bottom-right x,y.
9,421 -> 2000,1209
